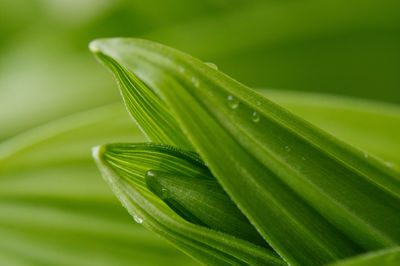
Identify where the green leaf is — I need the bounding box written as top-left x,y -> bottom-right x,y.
0,104 -> 196,266
100,141 -> 267,247
94,54 -> 192,150
2,89 -> 400,265
264,90 -> 400,166
330,247 -> 400,266
145,170 -> 267,247
93,143 -> 283,265
91,38 -> 400,265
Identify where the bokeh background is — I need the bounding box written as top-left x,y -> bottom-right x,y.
0,0 -> 399,265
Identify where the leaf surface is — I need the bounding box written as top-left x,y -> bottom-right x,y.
91,38 -> 400,265
1,90 -> 400,265
93,143 -> 283,265
330,247 -> 400,266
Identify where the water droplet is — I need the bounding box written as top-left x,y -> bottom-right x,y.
191,77 -> 199,87
160,188 -> 169,199
302,156 -> 306,161
134,215 -> 143,224
89,42 -> 100,53
256,101 -> 262,106
179,65 -> 185,73
285,146 -> 291,152
147,170 -> 155,177
364,152 -> 369,158
252,111 -> 260,123
205,62 -> 218,70
227,95 -> 239,109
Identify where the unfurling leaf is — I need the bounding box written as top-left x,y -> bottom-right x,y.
90,44 -> 192,150
91,38 -> 400,265
145,170 -> 267,247
93,143 -> 283,265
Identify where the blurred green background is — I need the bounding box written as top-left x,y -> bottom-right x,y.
0,0 -> 399,265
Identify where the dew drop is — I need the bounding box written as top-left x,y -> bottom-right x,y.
256,101 -> 262,106
252,111 -> 260,123
364,152 -> 369,158
147,170 -> 155,177
191,77 -> 199,87
160,188 -> 169,199
205,62 -> 218,70
179,65 -> 185,73
285,146 -> 291,152
134,215 -> 143,224
89,42 -> 100,53
227,95 -> 239,109
302,156 -> 306,161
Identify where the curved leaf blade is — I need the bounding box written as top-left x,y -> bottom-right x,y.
144,169 -> 267,247
93,143 -> 283,266
90,38 -> 400,265
90,44 -> 192,150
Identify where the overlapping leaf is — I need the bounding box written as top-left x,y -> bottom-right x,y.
93,143 -> 283,265
144,169 -> 267,246
91,38 -> 400,265
2,88 -> 400,265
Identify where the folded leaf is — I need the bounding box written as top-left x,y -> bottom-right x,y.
91,38 -> 400,265
145,169 -> 267,247
93,143 -> 283,265
89,42 -> 192,150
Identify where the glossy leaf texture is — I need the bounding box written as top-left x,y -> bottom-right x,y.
263,90 -> 400,167
100,142 -> 266,246
93,53 -> 192,150
145,169 -> 267,247
93,145 -> 284,265
93,143 -> 283,265
91,38 -> 400,265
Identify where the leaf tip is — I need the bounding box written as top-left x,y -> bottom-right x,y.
88,40 -> 101,54
92,145 -> 106,165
